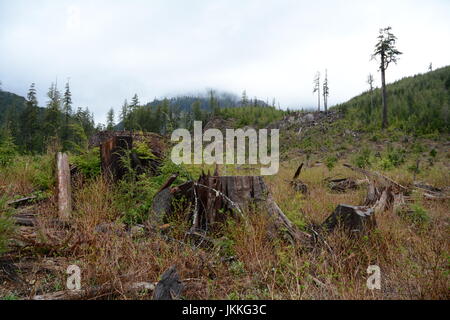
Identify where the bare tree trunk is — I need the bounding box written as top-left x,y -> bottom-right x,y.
381,54 -> 388,129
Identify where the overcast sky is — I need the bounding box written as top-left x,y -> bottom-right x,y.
1,0 -> 449,124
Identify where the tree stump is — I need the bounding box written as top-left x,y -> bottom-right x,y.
56,152 -> 72,221
152,266 -> 183,300
321,204 -> 376,234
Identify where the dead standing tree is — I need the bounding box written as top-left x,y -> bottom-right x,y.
372,27 -> 402,129
313,71 -> 321,112
323,69 -> 329,114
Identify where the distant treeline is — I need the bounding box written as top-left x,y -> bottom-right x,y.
115,89 -> 282,133
0,82 -> 97,154
0,85 -> 283,155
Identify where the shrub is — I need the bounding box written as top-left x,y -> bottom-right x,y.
71,148 -> 101,179
0,130 -> 17,167
353,147 -> 371,169
384,146 -> 406,169
408,204 -> 430,225
325,156 -> 338,171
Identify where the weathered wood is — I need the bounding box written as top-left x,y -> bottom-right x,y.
56,152 -> 72,221
152,265 -> 183,300
321,205 -> 376,234
343,163 -> 408,192
326,178 -> 359,193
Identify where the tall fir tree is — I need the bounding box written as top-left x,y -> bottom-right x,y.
372,26 -> 402,129
106,108 -> 115,131
120,99 -> 129,130
44,82 -> 62,143
20,83 -> 40,152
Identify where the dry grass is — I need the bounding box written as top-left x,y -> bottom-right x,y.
1,154 -> 449,300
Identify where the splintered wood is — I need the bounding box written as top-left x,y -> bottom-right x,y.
56,152 -> 72,220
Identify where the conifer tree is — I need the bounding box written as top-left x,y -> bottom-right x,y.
372,26 -> 402,129
20,83 -> 40,151
106,108 -> 115,131
44,82 -> 62,141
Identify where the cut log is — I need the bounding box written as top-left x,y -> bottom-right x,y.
56,152 -> 72,221
152,265 -> 183,300
321,205 -> 376,234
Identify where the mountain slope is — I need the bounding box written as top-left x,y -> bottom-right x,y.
334,66 -> 450,134
0,90 -> 27,125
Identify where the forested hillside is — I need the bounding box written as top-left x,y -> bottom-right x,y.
0,83 -> 97,154
336,66 -> 450,134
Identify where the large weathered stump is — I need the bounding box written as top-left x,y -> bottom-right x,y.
150,173 -> 311,245
321,205 -> 376,234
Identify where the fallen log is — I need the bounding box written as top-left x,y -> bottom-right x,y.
325,178 -> 359,193
7,196 -> 37,208
56,152 -> 72,221
343,163 -> 408,193
413,182 -> 450,201
32,281 -> 157,300
12,213 -> 37,227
